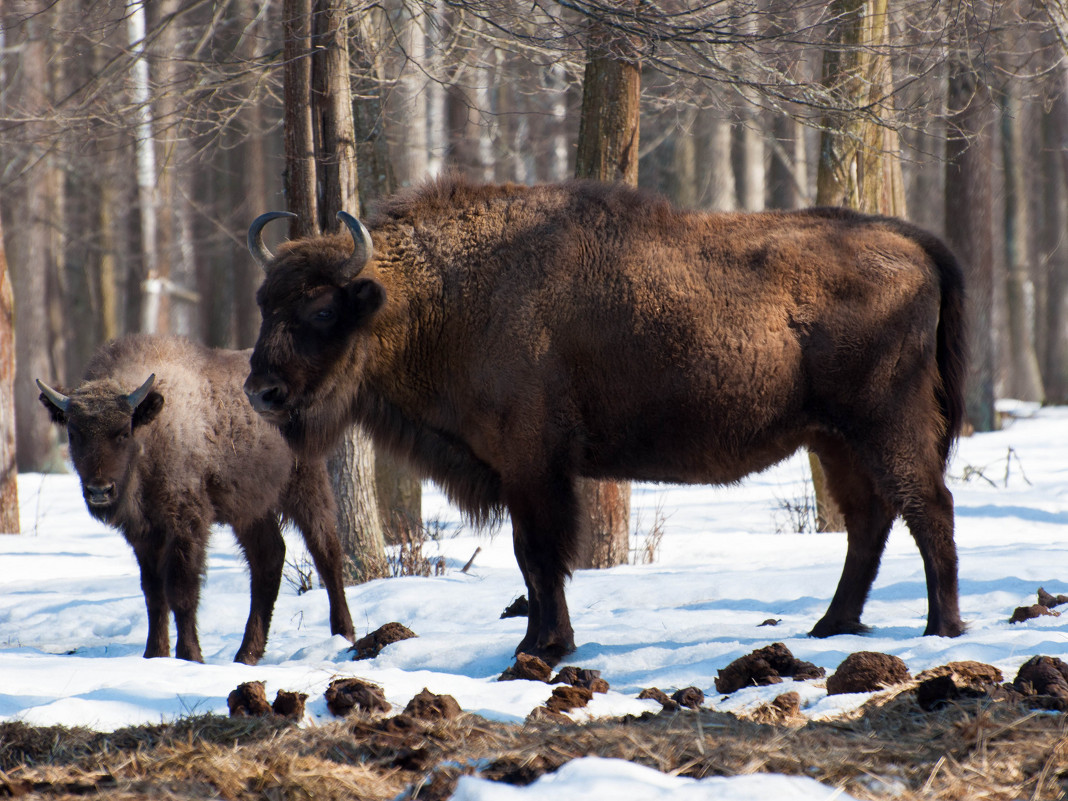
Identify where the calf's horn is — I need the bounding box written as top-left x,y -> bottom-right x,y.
36,379 -> 70,412
337,211 -> 374,280
126,374 -> 156,409
247,211 -> 297,269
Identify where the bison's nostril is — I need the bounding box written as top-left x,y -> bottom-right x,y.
86,483 -> 115,505
244,381 -> 286,413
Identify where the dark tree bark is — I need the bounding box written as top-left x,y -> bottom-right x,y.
572,16 -> 640,569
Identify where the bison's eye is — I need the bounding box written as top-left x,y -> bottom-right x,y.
313,308 -> 335,323
113,428 -> 130,443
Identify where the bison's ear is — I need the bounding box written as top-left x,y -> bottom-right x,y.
345,278 -> 386,328
37,383 -> 70,426
132,391 -> 164,430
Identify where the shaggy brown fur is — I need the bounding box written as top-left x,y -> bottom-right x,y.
39,334 -> 354,664
245,176 -> 967,665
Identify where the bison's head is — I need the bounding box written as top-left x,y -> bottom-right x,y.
243,211 -> 386,457
37,375 -> 163,521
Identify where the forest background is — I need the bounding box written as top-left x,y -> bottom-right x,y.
1,0 -> 1065,577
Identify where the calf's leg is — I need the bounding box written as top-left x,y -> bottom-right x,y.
131,537 -> 170,658
232,515 -> 286,665
282,460 -> 355,641
162,523 -> 208,663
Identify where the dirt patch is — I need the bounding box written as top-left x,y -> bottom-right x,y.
914,661 -> 1003,711
227,681 -> 272,717
826,652 -> 910,695
7,688 -> 1068,800
751,691 -> 802,725
714,642 -> 825,693
403,689 -> 462,722
552,666 -> 609,694
499,653 -> 553,682
545,685 -> 594,714
1011,655 -> 1068,709
1009,603 -> 1060,623
350,622 -> 418,660
325,678 -> 392,717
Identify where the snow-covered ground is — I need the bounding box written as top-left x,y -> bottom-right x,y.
3,402 -> 1067,801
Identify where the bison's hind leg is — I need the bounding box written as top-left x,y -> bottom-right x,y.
808,439 -> 895,639
232,515 -> 286,665
506,473 -> 579,667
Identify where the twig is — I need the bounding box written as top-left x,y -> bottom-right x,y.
461,547 -> 481,573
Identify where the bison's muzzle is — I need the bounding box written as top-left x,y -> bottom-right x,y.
243,374 -> 287,419
84,482 -> 117,507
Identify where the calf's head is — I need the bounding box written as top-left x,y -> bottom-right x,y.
244,211 -> 385,456
37,375 -> 162,519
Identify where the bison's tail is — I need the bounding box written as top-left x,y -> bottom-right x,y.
928,236 -> 968,469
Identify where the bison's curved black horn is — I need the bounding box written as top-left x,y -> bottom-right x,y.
248,211 -> 297,270
337,211 -> 374,280
36,379 -> 70,412
126,374 -> 156,409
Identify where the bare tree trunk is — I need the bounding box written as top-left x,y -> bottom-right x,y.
697,107 -> 736,211
946,49 -> 997,432
572,17 -> 639,569
812,0 -> 905,531
1043,63 -> 1068,403
0,203 -> 18,534
283,0 -> 318,240
313,0 -> 388,582
1000,86 -> 1045,403
5,1 -> 60,472
393,3 -> 429,187
352,9 -> 422,545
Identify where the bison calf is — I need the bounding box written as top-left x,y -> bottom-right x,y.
38,334 -> 355,665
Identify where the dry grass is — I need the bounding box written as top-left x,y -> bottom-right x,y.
3,688 -> 1068,800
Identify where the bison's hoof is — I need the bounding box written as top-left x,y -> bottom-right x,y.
809,618 -> 871,639
924,619 -> 966,638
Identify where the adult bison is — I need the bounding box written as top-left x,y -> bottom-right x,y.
38,334 -> 355,664
244,177 -> 967,665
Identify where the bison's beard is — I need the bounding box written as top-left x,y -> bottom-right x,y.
277,393 -> 357,459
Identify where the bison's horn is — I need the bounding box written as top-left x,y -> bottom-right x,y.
337,211 -> 374,280
247,211 -> 296,270
36,379 -> 70,412
126,374 -> 156,409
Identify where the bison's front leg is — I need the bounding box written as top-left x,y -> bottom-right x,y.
506,476 -> 579,667
131,538 -> 170,658
163,523 -> 208,663
233,516 -> 286,665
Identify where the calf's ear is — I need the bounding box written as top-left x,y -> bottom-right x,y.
132,392 -> 165,429
346,278 -> 386,328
